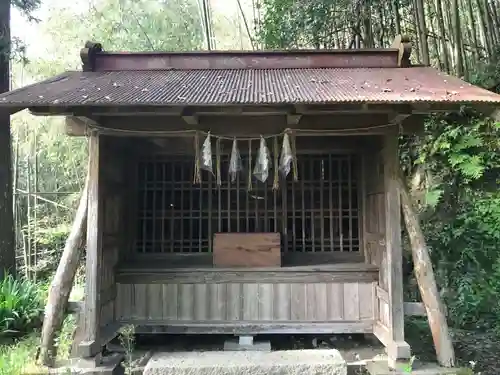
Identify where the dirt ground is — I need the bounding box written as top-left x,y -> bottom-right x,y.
120,323 -> 499,375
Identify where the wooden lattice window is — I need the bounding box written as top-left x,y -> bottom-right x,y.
135,153 -> 359,254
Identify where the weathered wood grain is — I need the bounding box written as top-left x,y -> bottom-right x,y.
400,171 -> 455,367
128,320 -> 374,334
82,131 -> 102,357
116,265 -> 378,284
117,251 -> 364,269
383,132 -> 406,349
213,233 -> 281,267
115,280 -> 375,325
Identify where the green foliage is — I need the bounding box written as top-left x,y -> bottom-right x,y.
403,109 -> 500,332
0,334 -> 39,375
423,193 -> 500,330
257,0 -> 352,48
0,275 -> 44,335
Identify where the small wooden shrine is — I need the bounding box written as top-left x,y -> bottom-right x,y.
1,38 -> 500,369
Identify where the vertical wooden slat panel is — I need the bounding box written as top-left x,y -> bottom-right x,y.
301,164 -> 306,250
372,281 -> 379,323
152,162 -> 157,252
115,285 -> 123,320
343,283 -> 360,320
134,284 -> 147,320
282,178 -> 288,253
208,173 -> 213,252
209,284 -> 227,320
117,280 -> 375,325
194,284 -> 209,320
226,284 -> 242,320
161,284 -> 169,320
141,160 -> 148,253
314,284 -> 328,321
327,283 -> 344,320
305,284 -> 318,320
347,156 -> 353,252
359,283 -> 374,320
161,163 -> 166,253
180,165 -> 185,252
170,162 -> 175,254
320,159 -> 325,252
380,300 -> 390,327
273,284 -> 291,321
290,284 -> 307,320
310,158 -> 315,252
242,284 -> 259,320
165,284 -> 178,320
178,284 -> 195,320
258,284 -> 274,320
338,158 -> 344,251
291,172 -> 296,252
147,284 -> 162,320
115,284 -> 127,320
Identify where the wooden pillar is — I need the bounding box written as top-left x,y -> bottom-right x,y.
0,0 -> 15,277
382,130 -> 410,365
79,130 -> 102,358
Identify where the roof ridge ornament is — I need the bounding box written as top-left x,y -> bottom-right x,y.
391,35 -> 412,68
81,41 -> 103,72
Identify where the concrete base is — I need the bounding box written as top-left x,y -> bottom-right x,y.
223,336 -> 271,352
144,350 -> 347,375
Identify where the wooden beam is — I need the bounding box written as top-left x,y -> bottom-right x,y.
403,301 -> 448,317
404,302 -> 426,317
121,321 -> 374,335
82,130 -> 102,358
29,102 -> 458,117
66,114 -> 394,137
399,173 -> 455,367
383,129 -> 411,365
92,48 -> 399,71
182,115 -> 198,125
286,114 -> 302,125
65,116 -> 98,136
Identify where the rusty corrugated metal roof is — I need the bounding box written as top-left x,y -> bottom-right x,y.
1,67 -> 500,107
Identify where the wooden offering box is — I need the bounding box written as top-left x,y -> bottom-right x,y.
213,233 -> 281,267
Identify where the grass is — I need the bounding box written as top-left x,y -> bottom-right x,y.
0,334 -> 40,375
0,313 -> 76,375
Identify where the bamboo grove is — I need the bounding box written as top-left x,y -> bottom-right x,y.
253,0 -> 500,81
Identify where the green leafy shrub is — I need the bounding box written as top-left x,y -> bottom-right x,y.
402,108 -> 500,333
0,275 -> 44,335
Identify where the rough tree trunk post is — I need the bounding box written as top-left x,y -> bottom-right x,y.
0,0 -> 15,277
398,174 -> 456,368
38,168 -> 90,367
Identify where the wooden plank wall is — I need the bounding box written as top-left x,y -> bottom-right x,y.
362,149 -> 391,329
115,281 -> 375,325
98,136 -> 126,329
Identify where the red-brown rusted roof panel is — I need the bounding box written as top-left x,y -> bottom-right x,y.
92,49 -> 400,71
1,67 -> 500,108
